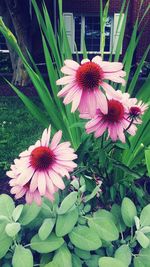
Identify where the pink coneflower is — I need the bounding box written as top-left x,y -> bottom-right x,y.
127,99 -> 148,124
56,56 -> 126,117
81,98 -> 137,143
6,126 -> 77,205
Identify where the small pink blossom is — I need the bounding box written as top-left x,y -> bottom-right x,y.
6,126 -> 77,205
56,56 -> 126,117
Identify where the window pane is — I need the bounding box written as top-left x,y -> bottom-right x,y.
74,16 -> 81,51
85,16 -> 100,52
104,16 -> 112,52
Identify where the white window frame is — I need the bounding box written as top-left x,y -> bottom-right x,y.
73,14 -> 113,54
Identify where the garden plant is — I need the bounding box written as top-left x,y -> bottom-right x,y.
0,0 -> 150,266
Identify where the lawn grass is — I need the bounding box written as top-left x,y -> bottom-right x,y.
0,96 -> 44,178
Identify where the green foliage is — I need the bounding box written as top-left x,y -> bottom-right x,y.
121,197 -> 137,227
12,246 -> 33,267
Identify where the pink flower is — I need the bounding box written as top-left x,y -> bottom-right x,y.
6,126 -> 77,205
81,98 -> 137,143
127,99 -> 148,124
56,56 -> 126,117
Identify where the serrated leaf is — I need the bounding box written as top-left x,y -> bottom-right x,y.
57,192 -> 78,215
12,245 -> 33,267
69,226 -> 102,251
38,218 -> 55,240
56,208 -> 78,237
31,233 -> 64,253
121,197 -> 137,227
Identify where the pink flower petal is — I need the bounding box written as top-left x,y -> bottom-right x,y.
33,191 -> 42,206
63,86 -> 80,105
64,59 -> 80,70
38,172 -> 46,196
45,174 -> 55,194
92,56 -> 102,65
48,170 -> 65,190
100,61 -> 123,72
56,75 -> 75,85
30,172 -> 38,192
26,191 -> 34,204
101,82 -> 118,98
87,91 -> 97,117
71,89 -> 82,112
57,82 -> 75,98
95,89 -> 108,114
61,66 -> 76,75
18,167 -> 34,186
81,59 -> 90,64
94,122 -> 108,138
50,130 -> 62,150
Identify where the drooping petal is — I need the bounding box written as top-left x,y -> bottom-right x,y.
50,130 -> 62,150
64,59 -> 80,70
94,89 -> 108,114
56,75 -> 75,85
61,66 -> 76,75
48,170 -> 65,190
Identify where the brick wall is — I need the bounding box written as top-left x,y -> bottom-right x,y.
63,0 -> 150,62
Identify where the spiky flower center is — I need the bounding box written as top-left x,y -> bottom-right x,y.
30,146 -> 54,171
129,106 -> 141,118
76,62 -> 104,90
104,100 -> 124,123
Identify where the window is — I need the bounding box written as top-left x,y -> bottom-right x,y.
74,15 -> 113,53
63,13 -> 124,54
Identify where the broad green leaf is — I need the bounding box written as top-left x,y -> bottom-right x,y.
44,262 -> 57,267
0,224 -> 12,259
72,254 -> 82,267
84,186 -> 100,202
85,255 -> 99,267
137,248 -> 150,267
121,197 -> 137,227
53,244 -> 72,267
115,245 -> 132,266
140,204 -> 150,227
56,208 -> 78,237
12,205 -> 24,222
88,217 -> 119,242
94,209 -> 116,224
40,253 -> 53,267
38,218 -> 56,240
31,233 -> 64,253
69,226 -> 102,251
12,245 -> 33,267
57,192 -> 78,215
99,257 -> 128,267
111,204 -> 126,232
134,257 -> 145,267
5,223 -> 21,237
74,248 -> 91,260
19,202 -> 41,225
136,231 -> 150,248
145,150 -> 150,176
0,194 -> 15,218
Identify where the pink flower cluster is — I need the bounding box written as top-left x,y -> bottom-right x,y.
7,126 -> 77,205
57,56 -> 148,143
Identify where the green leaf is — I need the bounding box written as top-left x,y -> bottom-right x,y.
19,202 -> 41,225
56,208 -> 78,237
57,192 -> 78,215
136,231 -> 150,248
69,226 -> 102,251
38,218 -> 56,240
140,204 -> 150,227
72,254 -> 82,267
88,216 -> 119,242
99,257 -> 128,267
121,197 -> 137,227
145,150 -> 150,176
136,248 -> 150,267
85,255 -> 99,267
0,194 -> 15,218
53,244 -> 72,267
94,209 -> 116,224
134,257 -> 145,267
5,222 -> 21,237
12,245 -> 33,267
84,185 -> 100,202
74,248 -> 91,260
44,262 -> 58,267
12,205 -> 24,222
111,204 -> 126,232
115,245 -> 132,266
0,224 -> 12,259
31,233 -> 64,253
